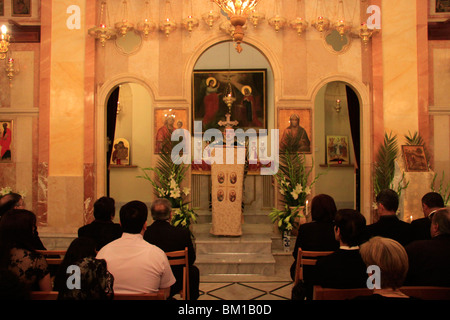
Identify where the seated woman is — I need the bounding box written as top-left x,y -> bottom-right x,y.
53,237 -> 114,300
290,194 -> 339,281
0,209 -> 52,292
356,236 -> 415,300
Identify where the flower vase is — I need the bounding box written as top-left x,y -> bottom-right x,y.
282,230 -> 291,252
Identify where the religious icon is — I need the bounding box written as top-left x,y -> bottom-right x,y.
12,0 -> 31,17
0,120 -> 12,162
230,172 -> 237,184
110,138 -> 130,165
218,172 -> 225,184
402,145 -> 429,172
193,69 -> 266,132
154,108 -> 188,153
217,189 -> 224,202
278,108 -> 312,153
229,190 -> 236,202
326,135 -> 350,165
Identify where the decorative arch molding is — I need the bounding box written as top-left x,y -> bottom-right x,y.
95,74 -> 157,196
309,74 -> 373,220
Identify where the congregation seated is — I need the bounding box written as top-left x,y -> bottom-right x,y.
0,209 -> 52,292
411,192 -> 445,241
355,236 -> 415,300
78,196 -> 122,251
363,189 -> 413,247
292,208 -> 367,300
312,209 -> 368,290
290,194 -> 339,281
405,207 -> 450,287
96,200 -> 176,296
53,237 -> 114,300
144,198 -> 200,300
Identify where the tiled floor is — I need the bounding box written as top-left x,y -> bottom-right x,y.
198,281 -> 293,300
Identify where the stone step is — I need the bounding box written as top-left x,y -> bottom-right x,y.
196,253 -> 276,276
195,233 -> 273,254
194,209 -> 272,224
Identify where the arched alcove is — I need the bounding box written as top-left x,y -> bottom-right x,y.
314,81 -> 362,212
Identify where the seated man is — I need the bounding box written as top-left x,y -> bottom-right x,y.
405,207 -> 450,287
97,200 -> 175,295
78,196 -> 122,250
312,209 -> 368,290
363,189 -> 413,247
144,198 -> 200,300
411,192 -> 445,241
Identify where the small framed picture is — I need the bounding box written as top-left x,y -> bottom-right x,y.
11,0 -> 31,17
154,108 -> 189,154
402,145 -> 429,172
429,0 -> 450,18
278,108 -> 312,153
0,120 -> 13,162
110,138 -> 130,166
326,135 -> 350,165
0,0 -> 4,16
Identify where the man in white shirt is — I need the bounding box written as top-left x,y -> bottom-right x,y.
97,200 -> 175,296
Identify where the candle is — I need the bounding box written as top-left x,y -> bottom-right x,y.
305,200 -> 309,216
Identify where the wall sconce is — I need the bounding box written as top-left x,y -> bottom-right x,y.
359,22 -> 377,47
160,0 -> 177,37
1,25 -> 11,60
5,57 -> 19,83
88,1 -> 116,47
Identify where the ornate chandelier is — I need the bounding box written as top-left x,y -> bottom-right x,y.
213,0 -> 262,53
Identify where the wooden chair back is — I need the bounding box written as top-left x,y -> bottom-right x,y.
313,285 -> 450,300
294,248 -> 334,285
30,291 -> 59,300
114,290 -> 166,300
166,247 -> 189,300
36,250 -> 67,265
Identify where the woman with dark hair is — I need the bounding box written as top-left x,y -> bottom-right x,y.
290,194 -> 339,281
53,237 -> 114,300
0,209 -> 52,292
0,192 -> 24,218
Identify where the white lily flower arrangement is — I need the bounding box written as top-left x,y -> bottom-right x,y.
137,138 -> 198,233
0,187 -> 27,198
269,150 -> 326,234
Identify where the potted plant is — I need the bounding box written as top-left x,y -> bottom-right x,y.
137,139 -> 198,235
269,149 -> 325,250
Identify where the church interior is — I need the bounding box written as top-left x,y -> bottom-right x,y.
1,0 -> 450,301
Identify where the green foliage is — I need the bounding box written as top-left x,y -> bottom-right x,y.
431,172 -> 450,206
373,131 -> 409,198
137,139 -> 197,232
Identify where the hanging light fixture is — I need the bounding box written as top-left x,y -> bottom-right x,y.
88,1 -> 116,47
213,0 -> 263,53
137,0 -> 156,38
115,0 -> 134,36
202,0 -> 220,29
248,8 -> 265,28
268,0 -> 286,32
289,0 -> 308,36
333,0 -> 351,39
0,25 -> 11,60
311,0 -> 330,35
182,0 -> 199,34
160,0 -> 177,37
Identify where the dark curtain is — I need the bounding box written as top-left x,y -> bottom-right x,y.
345,85 -> 360,212
106,87 -> 120,196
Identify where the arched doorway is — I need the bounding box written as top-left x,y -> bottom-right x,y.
314,81 -> 361,211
